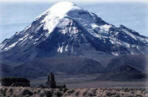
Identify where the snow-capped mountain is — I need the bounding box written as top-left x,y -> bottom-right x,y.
0,2 -> 148,79
0,1 -> 148,63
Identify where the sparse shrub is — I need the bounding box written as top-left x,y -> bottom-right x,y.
8,88 -> 13,95
82,91 -> 87,96
67,89 -> 75,95
22,89 -> 33,96
124,88 -> 130,92
115,94 -> 121,97
0,88 -> 7,96
56,91 -> 63,97
75,91 -> 80,96
63,88 -> 68,93
136,95 -> 142,97
45,91 -> 52,97
106,92 -> 116,96
87,92 -> 95,96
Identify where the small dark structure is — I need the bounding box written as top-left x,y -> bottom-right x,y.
0,77 -> 30,87
46,73 -> 66,89
46,72 -> 56,88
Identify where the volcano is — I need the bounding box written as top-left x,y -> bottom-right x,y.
0,2 -> 147,79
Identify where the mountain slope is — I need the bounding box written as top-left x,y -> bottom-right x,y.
0,1 -> 147,79
10,57 -> 104,78
96,55 -> 147,81
0,2 -> 148,63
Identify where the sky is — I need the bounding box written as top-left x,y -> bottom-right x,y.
0,0 -> 148,42
0,0 -> 148,3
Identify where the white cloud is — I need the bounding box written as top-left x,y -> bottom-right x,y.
0,0 -> 148,3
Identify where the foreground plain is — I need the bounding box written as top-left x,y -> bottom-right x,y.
0,87 -> 147,97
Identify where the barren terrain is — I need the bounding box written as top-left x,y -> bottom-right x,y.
0,87 -> 147,97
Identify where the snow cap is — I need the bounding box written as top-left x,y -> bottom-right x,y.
47,1 -> 81,18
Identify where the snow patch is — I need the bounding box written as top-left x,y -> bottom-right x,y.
72,27 -> 79,34
4,42 -> 18,51
91,23 -> 99,29
18,34 -> 29,41
57,44 -> 69,53
57,46 -> 63,53
100,24 -> 112,32
39,1 -> 81,37
0,43 -> 5,50
3,34 -> 30,51
58,18 -> 79,35
65,45 -> 68,52
112,52 -> 119,56
123,29 -> 137,40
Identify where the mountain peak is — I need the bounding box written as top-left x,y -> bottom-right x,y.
0,1 -> 148,79
45,1 -> 81,18
51,1 -> 79,10
35,1 -> 81,37
0,1 -> 148,57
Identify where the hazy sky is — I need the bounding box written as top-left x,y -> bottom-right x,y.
0,1 -> 148,42
0,0 -> 148,3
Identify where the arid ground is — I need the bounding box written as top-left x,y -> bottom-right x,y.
0,86 -> 147,97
